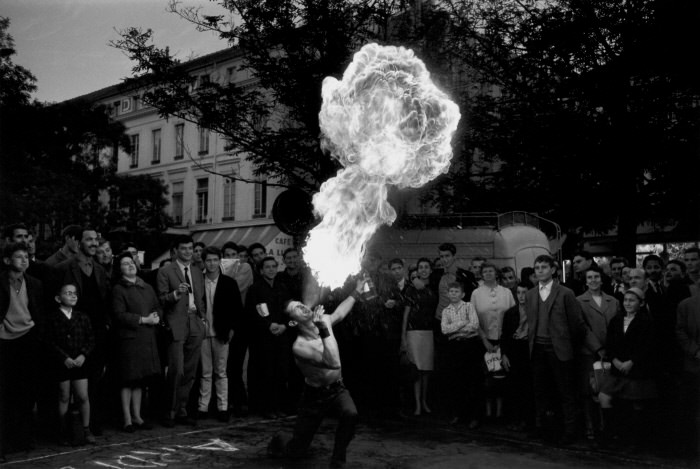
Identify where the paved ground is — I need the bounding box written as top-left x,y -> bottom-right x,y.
1,413 -> 696,469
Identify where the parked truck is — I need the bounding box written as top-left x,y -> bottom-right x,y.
367,211 -> 562,274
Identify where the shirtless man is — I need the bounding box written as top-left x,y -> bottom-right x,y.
268,279 -> 364,468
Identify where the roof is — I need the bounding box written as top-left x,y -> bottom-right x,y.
65,46 -> 244,104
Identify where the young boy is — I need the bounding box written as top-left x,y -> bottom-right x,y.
440,282 -> 482,428
44,284 -> 96,445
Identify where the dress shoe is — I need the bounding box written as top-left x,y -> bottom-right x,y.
558,433 -> 577,446
123,424 -> 135,433
161,417 -> 175,428
217,410 -> 230,423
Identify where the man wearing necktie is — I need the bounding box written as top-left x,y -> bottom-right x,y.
157,235 -> 206,427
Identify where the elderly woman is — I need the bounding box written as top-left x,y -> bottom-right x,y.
471,262 -> 515,422
111,251 -> 162,432
576,265 -> 619,440
401,258 -> 438,416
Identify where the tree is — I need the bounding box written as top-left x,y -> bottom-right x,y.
0,16 -> 171,245
111,0 -> 412,193
436,0 -> 700,259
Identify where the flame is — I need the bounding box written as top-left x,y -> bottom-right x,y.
304,43 -> 461,289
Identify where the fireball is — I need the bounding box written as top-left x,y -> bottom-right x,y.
304,43 -> 461,289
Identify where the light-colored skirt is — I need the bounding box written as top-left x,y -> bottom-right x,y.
406,330 -> 434,371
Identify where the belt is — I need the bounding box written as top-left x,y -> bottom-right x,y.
306,378 -> 344,393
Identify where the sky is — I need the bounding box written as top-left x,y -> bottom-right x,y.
3,0 -> 232,103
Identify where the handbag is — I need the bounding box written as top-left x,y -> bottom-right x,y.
590,360 -> 612,394
399,350 -> 419,382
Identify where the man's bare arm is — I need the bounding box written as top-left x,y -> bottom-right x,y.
293,330 -> 341,369
329,278 -> 365,326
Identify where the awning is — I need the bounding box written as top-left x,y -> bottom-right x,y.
192,225 -> 292,253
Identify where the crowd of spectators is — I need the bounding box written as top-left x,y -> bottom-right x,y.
1,222 -> 700,463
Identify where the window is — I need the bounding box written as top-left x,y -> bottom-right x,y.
129,134 -> 139,168
222,176 -> 236,221
196,178 -> 209,223
152,129 -> 161,164
174,124 -> 184,160
253,179 -> 267,218
171,181 -> 184,225
226,67 -> 234,83
121,98 -> 132,113
198,127 -> 209,155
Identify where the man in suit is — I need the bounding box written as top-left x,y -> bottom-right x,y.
676,293 -> 700,457
55,227 -> 111,436
197,246 -> 242,423
0,243 -> 44,456
526,254 -> 596,445
157,235 -> 206,427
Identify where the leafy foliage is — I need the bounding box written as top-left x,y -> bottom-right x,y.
436,0 -> 700,255
0,17 -> 170,243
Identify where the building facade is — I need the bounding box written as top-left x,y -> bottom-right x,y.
78,48 -> 293,267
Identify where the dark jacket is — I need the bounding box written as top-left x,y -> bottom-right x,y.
210,274 -> 243,343
111,277 -> 162,340
501,304 -> 527,358
55,257 -> 111,330
607,311 -> 656,379
43,307 -> 95,364
525,282 -> 595,361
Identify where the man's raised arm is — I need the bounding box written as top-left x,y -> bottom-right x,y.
329,278 -> 365,326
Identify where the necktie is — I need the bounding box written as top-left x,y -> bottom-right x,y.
184,266 -> 192,292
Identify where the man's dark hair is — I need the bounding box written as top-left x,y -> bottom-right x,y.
416,257 -> 433,268
202,246 -> 222,260
3,223 -> 28,240
684,247 -> 700,257
172,235 -> 194,249
610,257 -> 629,267
533,254 -> 555,268
438,243 -> 456,255
388,258 -> 404,268
237,244 -> 248,253
97,237 -> 110,247
194,241 -> 206,249
472,256 -> 487,264
574,250 -> 594,261
668,259 -> 687,273
583,265 -> 603,275
222,241 -> 239,253
249,242 -> 266,254
283,247 -> 299,258
501,266 -> 516,276
642,254 -> 664,268
261,256 -> 277,266
517,281 -> 531,290
3,242 -> 29,259
61,225 -> 83,242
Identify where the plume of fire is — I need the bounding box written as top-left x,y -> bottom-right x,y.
303,43 -> 461,289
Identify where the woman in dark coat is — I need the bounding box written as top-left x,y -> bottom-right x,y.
598,287 -> 657,445
111,252 -> 161,432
